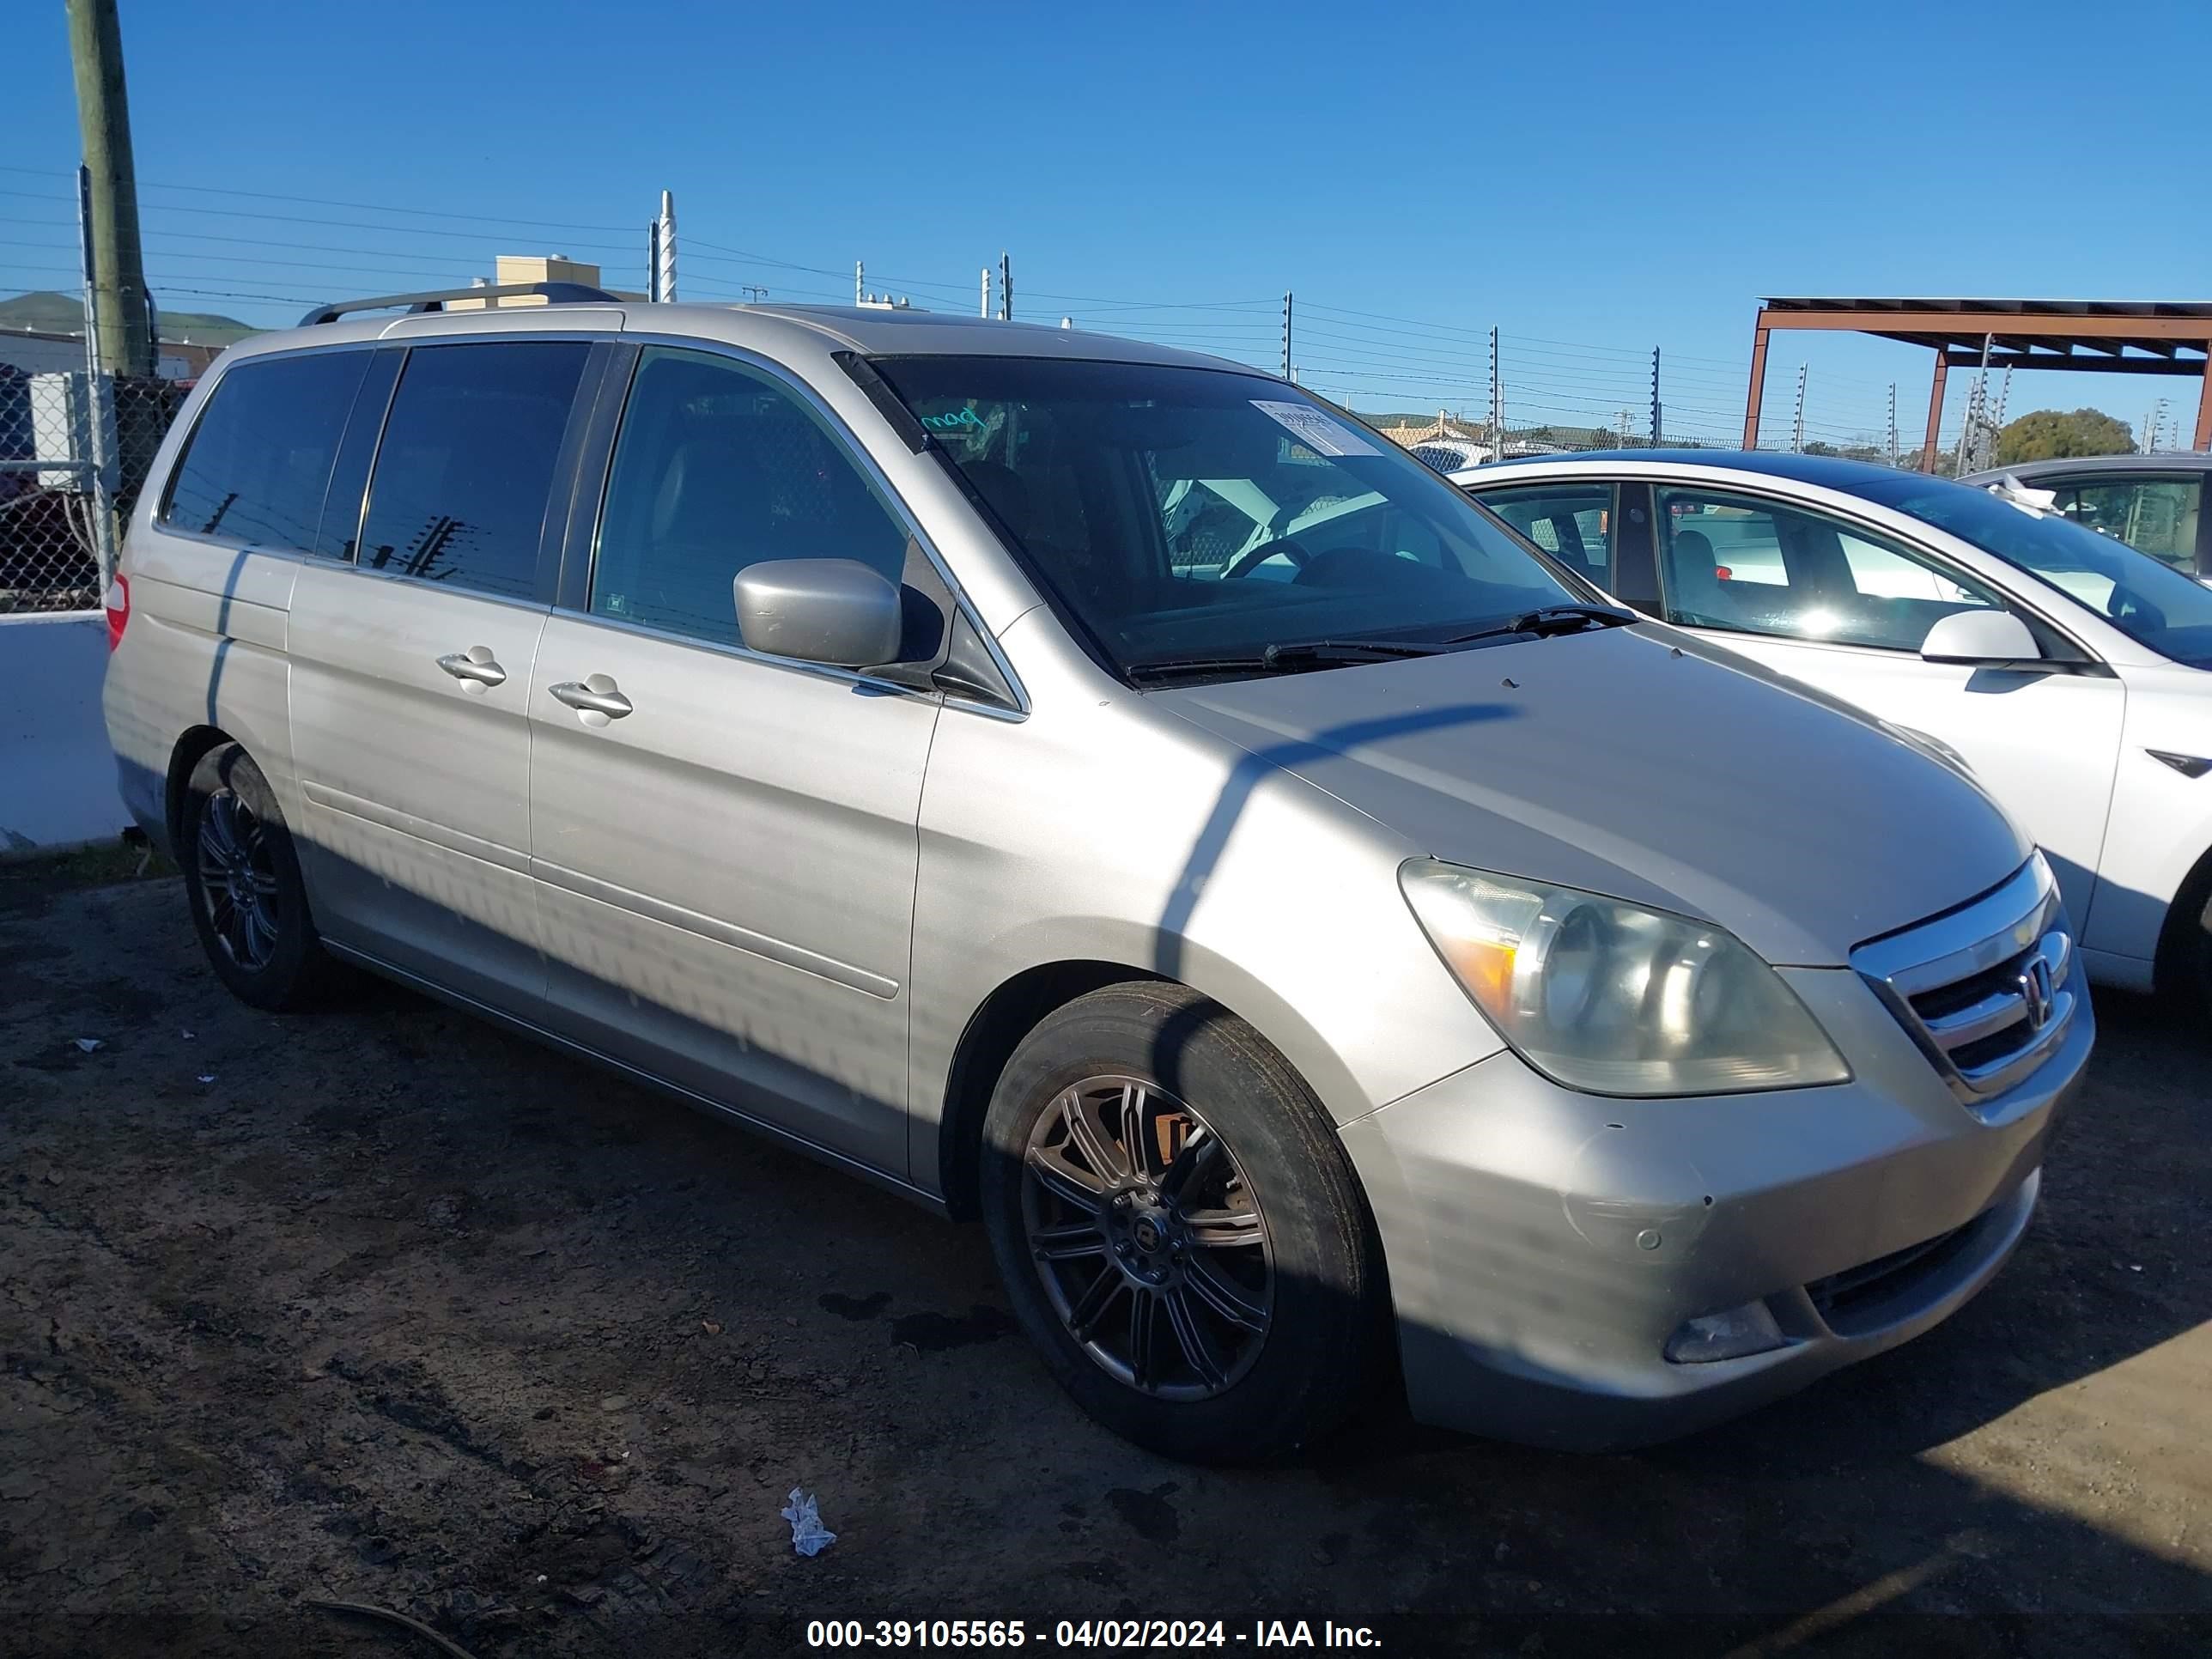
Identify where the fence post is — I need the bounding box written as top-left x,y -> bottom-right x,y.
1489,326 -> 1502,460
75,163 -> 118,592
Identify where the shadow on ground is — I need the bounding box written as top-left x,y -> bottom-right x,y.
2,878 -> 2206,1656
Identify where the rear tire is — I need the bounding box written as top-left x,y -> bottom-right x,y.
979,982 -> 1383,1462
179,744 -> 341,1012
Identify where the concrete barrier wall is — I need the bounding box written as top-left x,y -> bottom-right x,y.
0,613 -> 129,857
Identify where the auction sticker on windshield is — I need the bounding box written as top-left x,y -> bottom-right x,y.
1250,400 -> 1382,459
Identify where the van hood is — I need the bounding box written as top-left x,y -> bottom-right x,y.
1152,625 -> 2030,968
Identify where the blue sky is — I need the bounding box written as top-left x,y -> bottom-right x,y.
8,0 -> 2208,447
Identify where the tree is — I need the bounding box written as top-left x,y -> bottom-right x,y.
1991,408 -> 2136,466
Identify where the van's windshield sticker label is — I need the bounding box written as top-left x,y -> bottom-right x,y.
920,407 -> 988,432
1249,400 -> 1381,458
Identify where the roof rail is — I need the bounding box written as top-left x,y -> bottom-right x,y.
297,281 -> 622,327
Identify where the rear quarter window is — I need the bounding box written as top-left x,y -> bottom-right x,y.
161,350 -> 373,556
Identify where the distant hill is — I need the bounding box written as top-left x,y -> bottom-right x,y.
0,289 -> 259,347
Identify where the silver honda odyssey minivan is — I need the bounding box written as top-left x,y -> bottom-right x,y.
104,284 -> 2091,1460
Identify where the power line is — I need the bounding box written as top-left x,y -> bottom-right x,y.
0,161 -> 638,234
0,186 -> 640,254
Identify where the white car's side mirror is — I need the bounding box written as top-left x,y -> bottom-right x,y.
1920,609 -> 2041,665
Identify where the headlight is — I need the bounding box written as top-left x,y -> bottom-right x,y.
1400,860 -> 1850,1097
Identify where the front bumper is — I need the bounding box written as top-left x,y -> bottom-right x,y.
1339,963 -> 2092,1451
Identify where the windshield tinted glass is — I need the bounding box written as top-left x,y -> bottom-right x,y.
1848,472 -> 2212,667
871,356 -> 1576,674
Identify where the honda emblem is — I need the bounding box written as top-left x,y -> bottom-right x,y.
2018,953 -> 2056,1031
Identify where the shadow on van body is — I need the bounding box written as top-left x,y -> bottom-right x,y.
12,847 -> 2208,1651
106,614 -> 2212,1649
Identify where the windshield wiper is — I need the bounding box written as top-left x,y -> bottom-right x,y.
1127,637 -> 1447,684
1441,603 -> 1639,646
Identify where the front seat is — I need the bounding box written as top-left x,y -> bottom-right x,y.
1666,528 -> 1736,626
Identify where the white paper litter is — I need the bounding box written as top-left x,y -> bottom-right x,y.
1984,475 -> 2061,518
74,1038 -> 102,1054
1249,399 -> 1382,459
781,1487 -> 836,1557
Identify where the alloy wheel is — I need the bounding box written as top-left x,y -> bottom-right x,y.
1019,1074 -> 1273,1400
195,787 -> 281,972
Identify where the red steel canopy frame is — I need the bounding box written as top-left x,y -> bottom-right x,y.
1742,297 -> 2212,471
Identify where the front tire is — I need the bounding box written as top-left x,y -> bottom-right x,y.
979,982 -> 1383,1462
179,743 -> 340,1012
2155,855 -> 2212,1025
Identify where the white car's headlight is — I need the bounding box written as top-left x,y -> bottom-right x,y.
1400,860 -> 1850,1097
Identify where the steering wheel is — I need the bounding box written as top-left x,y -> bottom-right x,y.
1221,537 -> 1310,580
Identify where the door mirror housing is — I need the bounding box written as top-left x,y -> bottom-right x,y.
1920,608 -> 2041,666
733,558 -> 903,669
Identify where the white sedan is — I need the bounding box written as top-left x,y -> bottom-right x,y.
1455,449 -> 2212,1011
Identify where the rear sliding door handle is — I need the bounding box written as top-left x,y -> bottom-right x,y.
436,647 -> 507,690
549,677 -> 635,723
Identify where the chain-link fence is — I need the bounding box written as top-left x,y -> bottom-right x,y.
0,365 -> 185,614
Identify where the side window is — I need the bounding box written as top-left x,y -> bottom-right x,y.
2065,478 -> 2199,571
589,347 -> 911,647
160,350 -> 371,556
357,341 -> 590,601
311,349 -> 401,562
1476,483 -> 1614,582
1656,487 -> 2007,653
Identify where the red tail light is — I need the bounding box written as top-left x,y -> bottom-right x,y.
1714,565 -> 1734,581
104,574 -> 131,652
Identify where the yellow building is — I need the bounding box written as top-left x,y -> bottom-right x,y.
446,255 -> 647,308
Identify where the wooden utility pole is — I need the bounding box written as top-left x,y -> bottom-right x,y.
66,0 -> 154,378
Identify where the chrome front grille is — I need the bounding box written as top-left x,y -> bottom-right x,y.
1852,858 -> 2078,1106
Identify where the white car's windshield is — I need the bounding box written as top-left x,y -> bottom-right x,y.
872,356 -> 1582,678
1848,473 -> 2212,668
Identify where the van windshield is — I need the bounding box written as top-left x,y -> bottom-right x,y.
870,356 -> 1579,678
1844,471 -> 2212,669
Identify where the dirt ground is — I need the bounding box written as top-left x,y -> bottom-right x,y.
3,867 -> 2208,1658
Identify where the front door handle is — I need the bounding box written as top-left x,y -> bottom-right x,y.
436,647 -> 507,690
549,676 -> 635,723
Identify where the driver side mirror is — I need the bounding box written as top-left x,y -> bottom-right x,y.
733,558 -> 903,669
1920,609 -> 2041,666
